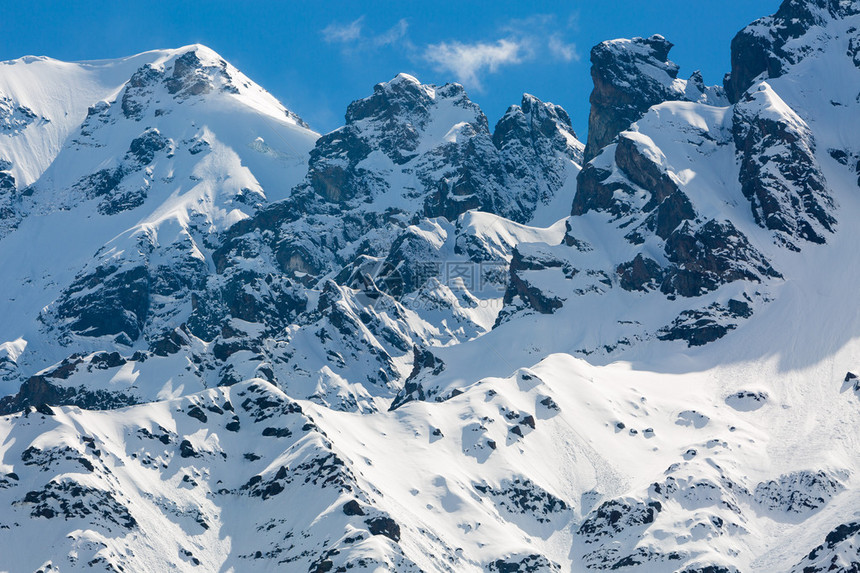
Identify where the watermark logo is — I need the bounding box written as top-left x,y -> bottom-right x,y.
354,259 -> 508,310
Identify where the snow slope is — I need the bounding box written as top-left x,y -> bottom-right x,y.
0,45 -> 318,392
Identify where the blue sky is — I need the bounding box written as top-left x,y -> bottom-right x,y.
2,1 -> 780,136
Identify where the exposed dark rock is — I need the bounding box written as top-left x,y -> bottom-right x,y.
574,133 -> 697,242
20,479 -> 137,529
261,427 -> 291,438
342,500 -> 365,516
0,375 -> 138,415
501,246 -> 566,314
89,352 -> 126,369
754,470 -> 844,515
178,439 -> 199,458
186,406 -> 208,423
676,565 -> 740,573
56,265 -> 150,341
618,254 -> 664,292
615,136 -> 680,211
492,93 -> 583,209
579,498 -> 662,540
584,35 -> 686,161
487,554 -> 561,572
733,84 -> 835,247
578,497 -> 680,569
127,128 -> 169,165
794,520 -> 860,573
151,329 -> 188,356
724,0 -> 860,103
658,300 -> 755,347
849,36 -> 860,69
0,171 -> 14,194
571,162 -> 629,217
97,186 -> 148,216
122,64 -> 161,120
0,95 -> 38,133
661,220 -> 780,297
405,346 -> 445,385
76,167 -> 125,200
165,51 -> 213,97
725,390 -> 768,411
474,477 -> 569,523
365,516 -> 401,542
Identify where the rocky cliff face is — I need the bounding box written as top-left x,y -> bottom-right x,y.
1,1 -> 860,571
305,74 -> 581,224
733,83 -> 836,248
0,62 -> 584,414
583,35 -> 726,162
724,0 -> 860,103
501,0 -> 856,352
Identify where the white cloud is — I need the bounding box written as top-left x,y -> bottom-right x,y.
322,17 -> 410,52
374,19 -> 409,47
321,13 -> 579,86
322,17 -> 364,44
502,15 -> 580,63
548,34 -> 579,62
423,39 -> 526,89
421,14 -> 580,88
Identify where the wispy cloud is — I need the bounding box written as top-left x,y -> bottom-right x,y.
503,14 -> 580,63
321,17 -> 410,51
322,17 -> 364,44
548,34 -> 579,62
423,39 -> 526,89
320,13 -> 579,89
422,14 -> 579,90
374,19 -> 409,47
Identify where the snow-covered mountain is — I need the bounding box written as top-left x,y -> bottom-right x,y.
2,0 -> 860,570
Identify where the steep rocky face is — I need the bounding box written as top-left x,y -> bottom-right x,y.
571,128 -> 780,304
0,45 -> 318,402
733,83 -> 836,248
724,0 -> 860,102
493,94 -> 584,217
163,78 -> 584,410
32,48 -> 312,353
583,34 -> 729,162
503,0 -> 854,351
585,36 -> 683,161
0,68 -> 585,413
3,3 -> 860,570
0,161 -> 15,223
0,95 -> 38,133
304,75 -> 579,225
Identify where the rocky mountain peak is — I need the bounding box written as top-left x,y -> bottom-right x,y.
732,81 -> 836,247
496,93 -> 578,144
725,0 -> 860,102
345,73 -> 479,128
121,45 -> 236,119
305,75 -> 580,224
583,34 -> 687,161
492,94 -> 583,223
119,44 -> 309,129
